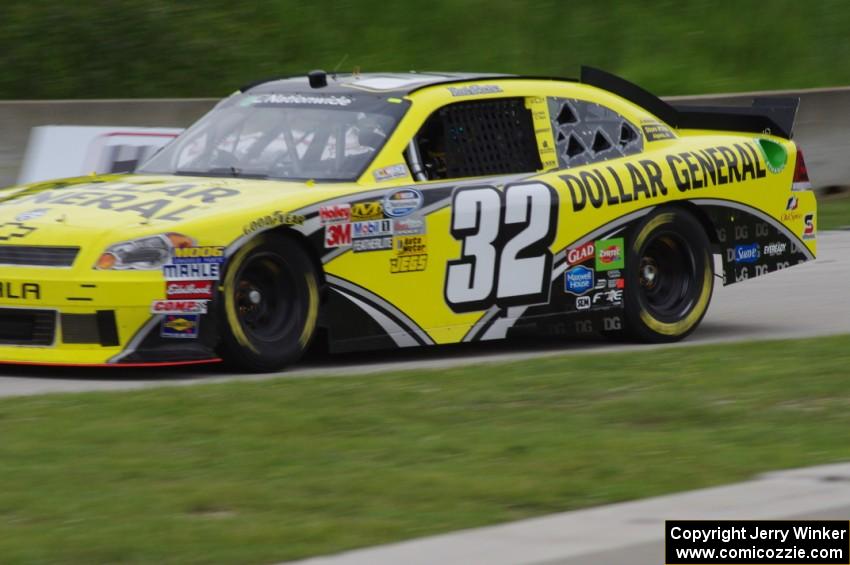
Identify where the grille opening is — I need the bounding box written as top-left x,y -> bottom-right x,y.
0,246 -> 80,267
0,308 -> 56,346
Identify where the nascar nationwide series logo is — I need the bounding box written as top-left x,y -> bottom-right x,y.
383,188 -> 423,217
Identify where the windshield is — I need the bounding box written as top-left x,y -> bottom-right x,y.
138,91 -> 408,182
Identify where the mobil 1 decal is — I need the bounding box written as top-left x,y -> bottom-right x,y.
445,181 -> 558,313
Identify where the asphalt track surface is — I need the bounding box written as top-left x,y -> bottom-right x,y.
0,231 -> 847,399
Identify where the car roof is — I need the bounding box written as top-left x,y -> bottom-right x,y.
242,71 -> 531,96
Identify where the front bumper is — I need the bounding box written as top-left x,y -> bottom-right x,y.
0,268 -> 219,366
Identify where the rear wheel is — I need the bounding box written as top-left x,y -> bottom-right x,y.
217,233 -> 320,372
623,208 -> 713,342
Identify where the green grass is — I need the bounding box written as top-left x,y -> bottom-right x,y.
819,193 -> 850,230
5,1 -> 850,99
1,336 -> 850,563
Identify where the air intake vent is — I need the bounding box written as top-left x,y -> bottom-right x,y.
0,308 -> 56,346
0,246 -> 80,267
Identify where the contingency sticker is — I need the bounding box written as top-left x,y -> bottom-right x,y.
595,238 -> 625,271
161,314 -> 200,338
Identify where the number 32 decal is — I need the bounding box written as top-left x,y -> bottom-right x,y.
445,181 -> 559,312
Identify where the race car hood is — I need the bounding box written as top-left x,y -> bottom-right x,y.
0,173 -> 343,246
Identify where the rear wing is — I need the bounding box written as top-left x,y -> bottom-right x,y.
581,66 -> 800,139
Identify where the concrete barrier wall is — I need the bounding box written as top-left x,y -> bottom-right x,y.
669,86 -> 850,192
2,88 -> 850,189
0,99 -> 216,188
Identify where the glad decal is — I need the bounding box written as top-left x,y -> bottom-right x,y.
567,241 -> 595,265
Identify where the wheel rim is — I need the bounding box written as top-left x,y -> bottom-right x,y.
638,232 -> 699,321
233,252 -> 296,343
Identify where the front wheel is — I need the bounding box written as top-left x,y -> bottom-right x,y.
217,233 -> 320,372
622,208 -> 713,343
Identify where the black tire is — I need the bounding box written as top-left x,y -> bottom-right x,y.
217,233 -> 320,372
623,208 -> 713,343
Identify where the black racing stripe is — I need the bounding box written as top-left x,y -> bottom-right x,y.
328,280 -> 430,346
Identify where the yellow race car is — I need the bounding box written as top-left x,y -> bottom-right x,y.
0,68 -> 816,371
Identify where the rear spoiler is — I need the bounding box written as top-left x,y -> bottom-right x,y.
581,66 -> 800,139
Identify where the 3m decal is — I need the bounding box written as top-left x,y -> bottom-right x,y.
390,254 -> 427,273
319,204 -> 351,224
150,299 -> 208,314
166,280 -> 214,299
445,181 -> 558,312
325,223 -> 352,248
564,265 -> 594,295
394,235 -> 426,256
351,201 -> 383,221
163,263 -> 220,280
161,314 -> 200,338
383,188 -> 423,217
242,211 -> 305,235
595,238 -> 624,271
172,246 -> 225,264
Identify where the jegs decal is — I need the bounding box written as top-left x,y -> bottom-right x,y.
444,181 -> 558,313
